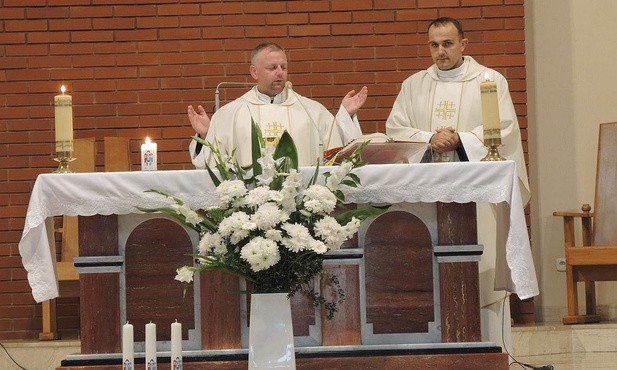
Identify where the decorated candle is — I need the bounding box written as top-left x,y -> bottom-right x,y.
122,321 -> 134,370
145,322 -> 157,370
480,73 -> 501,141
171,321 -> 182,370
54,85 -> 73,152
141,137 -> 158,171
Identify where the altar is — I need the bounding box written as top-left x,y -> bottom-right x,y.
18,161 -> 538,369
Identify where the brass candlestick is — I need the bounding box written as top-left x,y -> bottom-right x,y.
53,140 -> 75,173
481,130 -> 506,161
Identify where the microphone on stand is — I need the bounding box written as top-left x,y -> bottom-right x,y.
214,81 -> 256,112
286,81 -> 325,165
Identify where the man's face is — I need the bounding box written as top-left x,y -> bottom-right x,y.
428,22 -> 468,70
250,49 -> 288,96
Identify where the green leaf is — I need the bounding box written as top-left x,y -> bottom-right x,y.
251,119 -> 263,178
273,131 -> 298,170
334,205 -> 390,224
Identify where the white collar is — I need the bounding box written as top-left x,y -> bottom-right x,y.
436,58 -> 467,82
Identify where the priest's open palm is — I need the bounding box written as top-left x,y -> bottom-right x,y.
342,86 -> 368,117
187,105 -> 211,136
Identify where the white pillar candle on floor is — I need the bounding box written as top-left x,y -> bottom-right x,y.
171,320 -> 182,370
122,321 -> 134,370
141,136 -> 158,171
145,322 -> 157,370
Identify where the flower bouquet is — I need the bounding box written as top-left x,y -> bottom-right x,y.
141,121 -> 387,318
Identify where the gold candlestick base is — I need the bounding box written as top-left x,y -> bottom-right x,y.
53,141 -> 75,173
481,144 -> 506,161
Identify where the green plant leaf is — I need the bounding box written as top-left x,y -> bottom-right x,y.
273,131 -> 298,170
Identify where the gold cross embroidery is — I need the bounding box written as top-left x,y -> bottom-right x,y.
263,121 -> 284,149
434,100 -> 457,121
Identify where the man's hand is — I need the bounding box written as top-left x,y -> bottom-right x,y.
187,105 -> 211,137
341,86 -> 368,117
430,127 -> 460,154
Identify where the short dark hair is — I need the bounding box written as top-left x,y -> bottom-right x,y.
251,42 -> 285,64
428,17 -> 464,39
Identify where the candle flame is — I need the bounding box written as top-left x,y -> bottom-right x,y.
483,72 -> 491,82
145,136 -> 151,144
60,85 -> 66,94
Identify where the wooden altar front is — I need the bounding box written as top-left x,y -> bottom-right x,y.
58,201 -> 506,370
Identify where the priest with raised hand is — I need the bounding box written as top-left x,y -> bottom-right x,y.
385,17 -> 531,352
187,42 -> 367,168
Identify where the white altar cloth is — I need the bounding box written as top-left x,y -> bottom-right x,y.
19,161 -> 538,303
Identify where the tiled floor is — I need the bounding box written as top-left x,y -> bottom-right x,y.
511,321 -> 617,370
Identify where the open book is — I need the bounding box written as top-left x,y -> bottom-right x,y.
327,133 -> 432,165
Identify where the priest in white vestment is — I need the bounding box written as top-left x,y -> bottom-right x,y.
386,17 -> 531,352
188,42 -> 365,168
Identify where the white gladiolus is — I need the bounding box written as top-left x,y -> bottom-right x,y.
174,266 -> 194,283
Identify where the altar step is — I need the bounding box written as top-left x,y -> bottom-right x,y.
57,343 -> 508,370
3,323 -> 616,370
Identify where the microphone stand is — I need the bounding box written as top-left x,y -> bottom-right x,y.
214,81 -> 255,112
286,81 -> 325,165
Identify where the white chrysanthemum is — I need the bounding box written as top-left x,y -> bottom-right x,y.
314,215 -> 347,249
198,232 -> 226,255
240,236 -> 280,272
302,184 -> 337,214
264,229 -> 283,243
282,223 -> 313,252
216,180 -> 247,206
326,161 -> 353,190
218,211 -> 252,238
171,203 -> 203,226
174,266 -> 194,283
245,186 -> 272,207
252,202 -> 288,230
309,239 -> 329,254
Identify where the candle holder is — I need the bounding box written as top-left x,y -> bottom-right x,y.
53,140 -> 75,173
481,134 -> 506,161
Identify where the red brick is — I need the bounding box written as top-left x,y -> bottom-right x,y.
159,4 -> 201,16
70,5 -> 113,18
5,19 -> 48,32
92,17 -> 136,30
25,6 -> 69,19
27,31 -> 70,44
332,0 -> 373,11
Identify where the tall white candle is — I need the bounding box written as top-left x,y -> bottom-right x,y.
141,136 -> 158,171
122,321 -> 134,370
145,322 -> 157,370
54,85 -> 73,152
480,72 -> 501,141
171,321 -> 182,370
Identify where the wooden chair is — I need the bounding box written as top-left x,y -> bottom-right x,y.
553,122 -> 617,324
40,137 -> 132,340
40,138 -> 96,340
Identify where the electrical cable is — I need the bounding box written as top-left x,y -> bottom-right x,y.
501,293 -> 553,370
0,341 -> 28,370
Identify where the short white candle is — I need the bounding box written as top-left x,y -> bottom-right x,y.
54,85 -> 73,152
122,321 -> 134,370
480,72 -> 501,141
141,136 -> 158,171
171,321 -> 182,370
145,322 -> 157,370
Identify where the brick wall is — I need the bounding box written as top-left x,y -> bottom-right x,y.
0,0 -> 527,340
